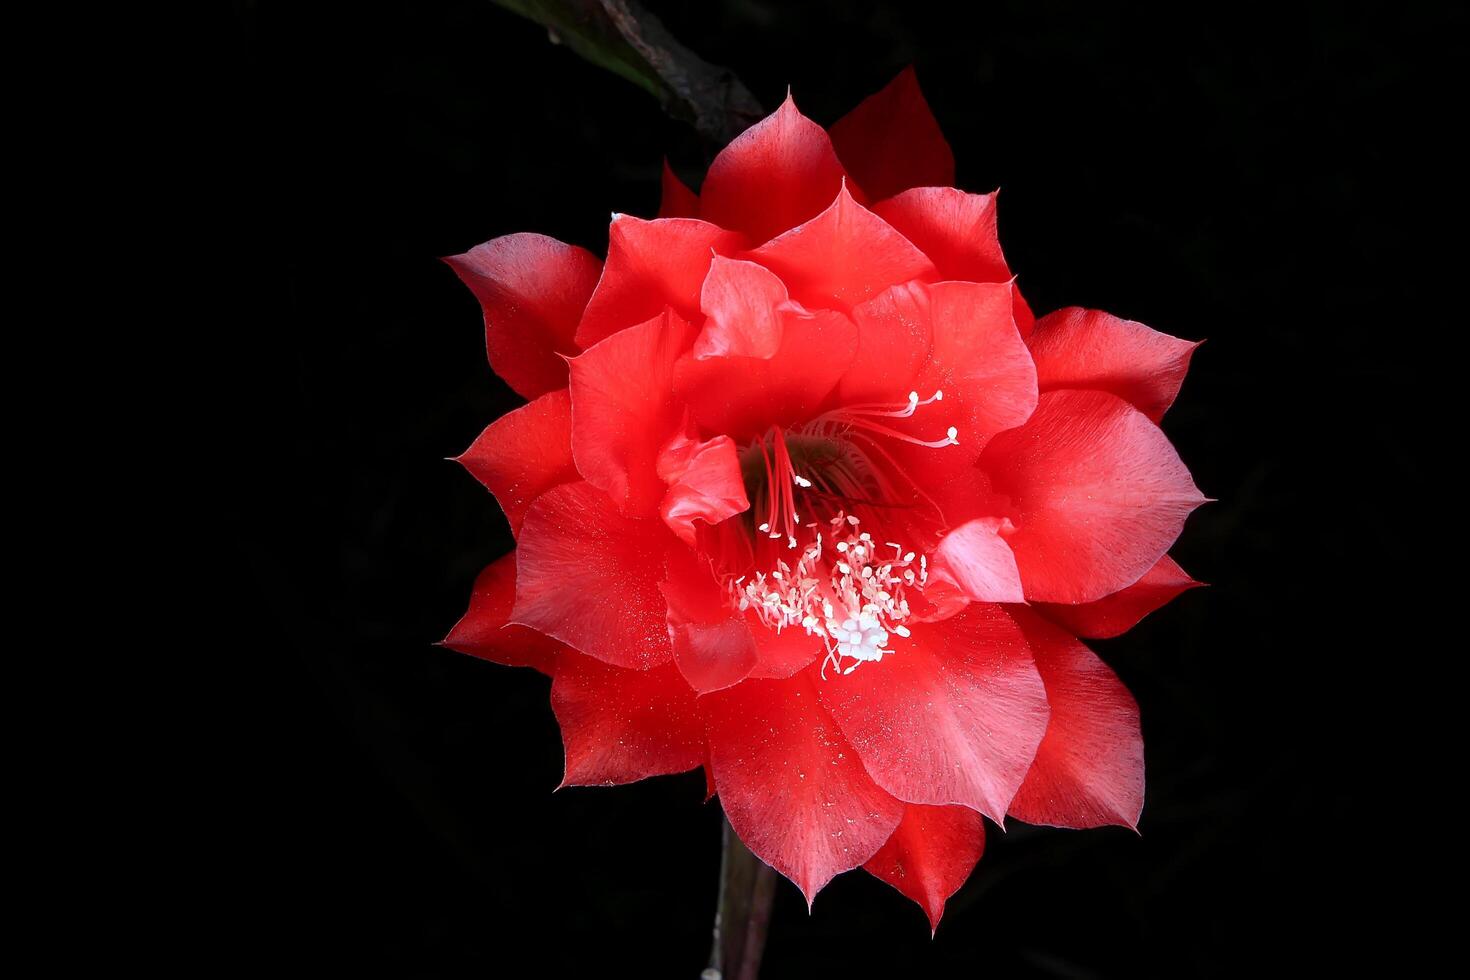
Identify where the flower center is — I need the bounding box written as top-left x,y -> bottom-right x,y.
728,391 -> 958,677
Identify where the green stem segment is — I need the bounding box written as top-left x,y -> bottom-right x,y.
704,816 -> 777,980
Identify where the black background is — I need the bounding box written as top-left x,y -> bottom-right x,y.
228,1 -> 1430,975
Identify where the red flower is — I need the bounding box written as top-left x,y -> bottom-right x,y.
444,68 -> 1205,930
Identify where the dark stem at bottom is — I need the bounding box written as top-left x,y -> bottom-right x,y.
704,815 -> 777,980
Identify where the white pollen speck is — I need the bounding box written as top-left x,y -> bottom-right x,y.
947,426 -> 959,443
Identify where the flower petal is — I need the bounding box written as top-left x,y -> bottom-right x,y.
657,159 -> 700,219
656,427 -> 750,547
863,804 -> 985,933
551,653 -> 705,786
980,390 -> 1207,604
746,183 -> 935,311
510,481 -> 676,670
1027,307 -> 1201,423
660,543 -> 758,694
705,671 -> 904,906
442,552 -> 562,675
828,67 -> 955,202
872,188 -> 1034,335
819,603 -> 1049,824
454,388 -> 578,536
444,234 -> 602,399
700,94 -> 854,244
932,517 -> 1025,604
1034,554 -> 1203,639
575,216 -> 744,350
570,308 -> 695,518
674,307 -> 857,443
746,623 -> 823,679
1006,608 -> 1145,829
693,255 -> 790,361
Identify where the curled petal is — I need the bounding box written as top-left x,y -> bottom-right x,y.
864,804 -> 985,933
575,216 -> 743,350
932,516 -> 1025,604
570,309 -> 694,518
656,427 -> 750,547
551,653 -> 705,787
454,388 -> 578,536
700,93 -> 854,244
1027,307 -> 1201,423
511,481 -> 676,670
657,159 -> 700,219
661,543 -> 758,694
746,183 -> 935,311
1006,608 -> 1145,829
1035,554 -> 1202,639
705,671 -> 904,906
445,234 -> 601,398
829,67 -> 955,202
819,603 -> 1050,824
442,552 -> 562,675
693,255 -> 791,361
980,390 -> 1207,604
674,307 -> 857,443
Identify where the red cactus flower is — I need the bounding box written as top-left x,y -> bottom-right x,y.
443,67 -> 1205,930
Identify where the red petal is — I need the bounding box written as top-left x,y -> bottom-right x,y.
864,804 -> 985,933
819,603 -> 1049,824
575,216 -> 744,350
872,188 -> 1034,337
569,308 -> 695,518
700,94 -> 855,244
444,234 -> 601,399
829,67 -> 955,202
980,390 -> 1207,603
932,517 -> 1025,604
510,481 -> 676,670
1027,307 -> 1200,423
673,307 -> 857,443
551,653 -> 705,786
442,552 -> 562,675
1006,608 -> 1145,829
746,183 -> 935,311
693,255 -> 790,361
657,159 -> 700,219
705,671 -> 904,906
454,389 -> 578,537
746,622 -> 823,679
1035,554 -> 1202,639
660,543 -> 758,694
656,428 -> 750,547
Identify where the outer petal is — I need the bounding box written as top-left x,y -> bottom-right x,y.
693,255 -> 791,361
932,517 -> 1025,604
863,804 -> 985,933
442,552 -> 562,675
819,603 -> 1049,824
980,389 -> 1207,604
705,671 -> 904,906
700,94 -> 854,244
660,543 -> 758,694
454,389 -> 578,536
674,307 -> 857,443
575,216 -> 744,349
746,184 -> 935,311
510,481 -> 676,670
1006,608 -> 1145,829
873,188 -> 1034,335
828,67 -> 955,202
569,309 -> 695,518
656,428 -> 750,547
657,159 -> 700,219
444,234 -> 601,398
551,654 -> 705,786
1027,307 -> 1201,423
1034,554 -> 1203,639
